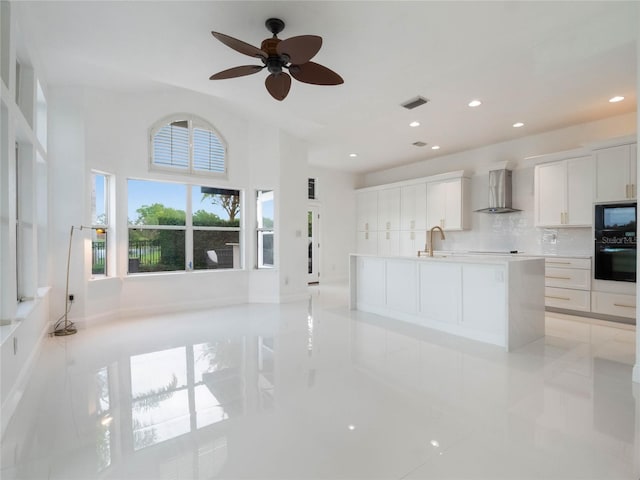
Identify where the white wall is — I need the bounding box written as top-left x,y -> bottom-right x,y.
48,85 -> 311,325
308,165 -> 359,282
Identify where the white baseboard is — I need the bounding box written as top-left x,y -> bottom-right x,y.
279,292 -> 311,303
116,295 -> 249,320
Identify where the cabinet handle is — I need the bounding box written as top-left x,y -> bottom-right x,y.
545,295 -> 570,301
365,222 -> 369,231
410,220 -> 415,230
386,231 -> 390,240
546,261 -> 571,265
386,221 -> 391,230
626,184 -> 630,198
545,275 -> 571,280
632,184 -> 636,198
365,232 -> 369,240
613,303 -> 635,309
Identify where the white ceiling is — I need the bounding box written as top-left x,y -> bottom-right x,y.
15,1 -> 638,173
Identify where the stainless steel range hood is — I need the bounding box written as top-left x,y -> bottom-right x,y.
474,169 -> 521,214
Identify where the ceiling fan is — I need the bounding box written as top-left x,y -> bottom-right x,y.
209,18 -> 344,101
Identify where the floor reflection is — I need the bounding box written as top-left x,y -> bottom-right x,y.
1,287 -> 638,480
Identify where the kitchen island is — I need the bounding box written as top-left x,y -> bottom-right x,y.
349,253 -> 545,351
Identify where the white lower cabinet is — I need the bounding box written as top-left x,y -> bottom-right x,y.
386,260 -> 417,313
544,287 -> 591,311
591,291 -> 636,318
418,262 -> 461,325
544,257 -> 591,312
461,264 -> 506,335
356,257 -> 386,308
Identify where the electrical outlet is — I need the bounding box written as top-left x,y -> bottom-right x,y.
68,294 -> 75,302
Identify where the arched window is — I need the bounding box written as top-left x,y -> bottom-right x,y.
149,115 -> 227,175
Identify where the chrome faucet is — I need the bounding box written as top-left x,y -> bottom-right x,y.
418,225 -> 446,257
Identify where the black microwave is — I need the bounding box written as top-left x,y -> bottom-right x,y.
594,203 -> 636,282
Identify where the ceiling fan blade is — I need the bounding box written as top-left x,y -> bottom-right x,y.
289,61 -> 344,85
209,65 -> 264,80
276,35 -> 322,64
265,73 -> 292,101
211,31 -> 267,59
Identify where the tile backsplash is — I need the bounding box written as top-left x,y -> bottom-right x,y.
437,167 -> 593,256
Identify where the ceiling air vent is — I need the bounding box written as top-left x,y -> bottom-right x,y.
412,141 -> 427,147
401,96 -> 429,110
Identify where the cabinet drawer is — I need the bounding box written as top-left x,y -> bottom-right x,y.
544,257 -> 591,269
545,287 -> 590,311
591,291 -> 636,319
544,267 -> 591,290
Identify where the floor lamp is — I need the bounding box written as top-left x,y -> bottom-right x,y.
54,225 -> 105,336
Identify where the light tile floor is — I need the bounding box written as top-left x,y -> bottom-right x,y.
1,283 -> 638,479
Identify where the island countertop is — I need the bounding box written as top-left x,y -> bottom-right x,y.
349,254 -> 545,352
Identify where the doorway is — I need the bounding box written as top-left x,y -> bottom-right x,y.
308,205 -> 320,283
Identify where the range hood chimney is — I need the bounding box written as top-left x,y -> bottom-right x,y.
475,169 -> 521,214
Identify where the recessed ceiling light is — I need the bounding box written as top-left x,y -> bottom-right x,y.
409,121 -> 420,127
431,145 -> 440,150
348,425 -> 356,431
513,122 -> 524,128
609,96 -> 624,103
349,153 -> 358,158
468,100 -> 482,107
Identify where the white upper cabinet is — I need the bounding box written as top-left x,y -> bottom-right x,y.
594,144 -> 637,202
426,177 -> 469,231
356,190 -> 378,231
534,156 -> 594,227
377,187 -> 401,231
399,230 -> 426,257
400,183 -> 427,231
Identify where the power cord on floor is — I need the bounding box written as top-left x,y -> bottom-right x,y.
51,299 -> 75,335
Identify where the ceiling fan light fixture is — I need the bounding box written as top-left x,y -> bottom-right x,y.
209,18 -> 343,100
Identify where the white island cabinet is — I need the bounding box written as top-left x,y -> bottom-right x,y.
350,254 -> 545,351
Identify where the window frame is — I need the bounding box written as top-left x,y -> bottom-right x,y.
148,114 -> 228,178
91,171 -> 112,278
256,189 -> 275,269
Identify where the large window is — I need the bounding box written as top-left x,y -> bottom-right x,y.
256,190 -> 274,269
127,179 -> 241,274
150,116 -> 226,176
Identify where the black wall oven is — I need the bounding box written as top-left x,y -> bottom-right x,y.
594,202 -> 636,282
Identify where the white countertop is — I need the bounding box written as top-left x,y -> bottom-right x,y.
350,252 -> 545,264
433,251 -> 592,259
